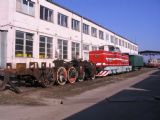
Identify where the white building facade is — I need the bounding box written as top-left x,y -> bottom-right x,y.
0,0 -> 138,68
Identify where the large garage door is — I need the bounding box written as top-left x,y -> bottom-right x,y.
0,32 -> 7,68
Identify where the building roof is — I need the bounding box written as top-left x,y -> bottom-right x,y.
139,50 -> 160,55
46,0 -> 138,45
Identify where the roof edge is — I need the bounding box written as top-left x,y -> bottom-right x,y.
46,0 -> 138,45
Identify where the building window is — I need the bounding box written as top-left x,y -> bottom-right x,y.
16,0 -> 35,16
83,44 -> 89,51
131,45 -> 133,50
125,42 -> 127,48
134,46 -> 136,51
57,39 -> 68,59
91,27 -> 97,37
111,35 -> 114,43
15,31 -> 33,58
106,33 -> 109,41
58,13 -> 68,27
72,42 -> 80,59
122,40 -> 125,47
92,46 -> 98,51
72,19 -> 80,31
83,44 -> 90,60
99,30 -> 104,40
40,5 -> 53,22
115,38 -> 118,45
83,23 -> 89,35
119,39 -> 122,46
128,43 -> 130,49
39,36 -> 53,59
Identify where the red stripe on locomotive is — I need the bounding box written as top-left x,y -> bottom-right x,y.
89,50 -> 129,66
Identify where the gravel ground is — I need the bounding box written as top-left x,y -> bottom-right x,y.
0,68 -> 156,105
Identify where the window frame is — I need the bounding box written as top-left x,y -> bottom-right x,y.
71,42 -> 80,59
83,44 -> 89,51
40,5 -> 53,22
106,33 -> 109,41
16,0 -> 35,17
99,30 -> 104,40
91,27 -> 97,37
57,39 -> 68,59
39,36 -> 53,59
58,13 -> 68,27
71,19 -> 80,31
83,23 -> 90,35
15,30 -> 34,58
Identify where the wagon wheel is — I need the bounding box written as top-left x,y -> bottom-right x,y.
56,67 -> 67,85
77,66 -> 85,82
67,67 -> 77,84
39,69 -> 52,88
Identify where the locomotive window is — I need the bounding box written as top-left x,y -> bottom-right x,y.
15,31 -> 33,58
108,46 -> 115,52
92,46 -> 98,51
99,46 -> 104,50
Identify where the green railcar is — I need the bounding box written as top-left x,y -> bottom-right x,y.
129,55 -> 144,70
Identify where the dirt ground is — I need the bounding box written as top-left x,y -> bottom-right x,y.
0,68 -> 156,106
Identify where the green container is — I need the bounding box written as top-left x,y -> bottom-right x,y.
129,55 -> 144,70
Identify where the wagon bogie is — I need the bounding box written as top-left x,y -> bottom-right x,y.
71,59 -> 85,82
83,61 -> 96,80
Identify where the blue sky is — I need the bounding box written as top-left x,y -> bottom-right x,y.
53,0 -> 160,51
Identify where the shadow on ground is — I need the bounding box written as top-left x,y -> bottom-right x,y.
64,70 -> 160,120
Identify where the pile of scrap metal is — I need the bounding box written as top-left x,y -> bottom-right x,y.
0,59 -> 96,93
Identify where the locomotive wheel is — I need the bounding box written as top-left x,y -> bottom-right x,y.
47,69 -> 56,85
56,67 -> 67,85
77,66 -> 85,82
39,69 -> 51,88
67,67 -> 77,84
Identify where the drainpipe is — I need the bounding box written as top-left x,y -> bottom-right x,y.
81,17 -> 83,60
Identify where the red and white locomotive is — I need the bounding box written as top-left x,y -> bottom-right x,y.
89,45 -> 132,77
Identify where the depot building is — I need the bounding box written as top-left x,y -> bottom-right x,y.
0,0 -> 138,68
